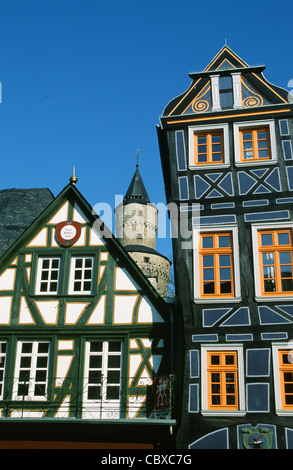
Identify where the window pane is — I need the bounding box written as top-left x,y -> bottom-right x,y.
212,135 -> 221,143
263,253 -> 274,264
220,268 -> 231,280
204,282 -> 214,294
198,136 -> 206,144
261,233 -> 273,246
257,131 -> 268,140
203,269 -> 214,281
281,279 -> 293,291
202,237 -> 213,249
90,342 -> 102,352
264,279 -> 276,292
263,266 -> 275,279
108,356 -> 121,369
280,265 -> 292,278
203,256 -> 214,267
258,150 -> 269,159
279,252 -> 292,265
219,255 -> 230,267
211,355 -> 220,365
225,355 -> 234,365
278,233 -> 290,245
218,236 -> 230,248
109,342 -> 122,352
220,281 -> 232,293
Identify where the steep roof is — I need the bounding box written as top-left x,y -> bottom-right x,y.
123,165 -> 150,205
0,188 -> 54,257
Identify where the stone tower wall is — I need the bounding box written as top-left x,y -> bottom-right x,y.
115,202 -> 157,250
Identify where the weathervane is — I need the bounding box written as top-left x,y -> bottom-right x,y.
136,149 -> 141,168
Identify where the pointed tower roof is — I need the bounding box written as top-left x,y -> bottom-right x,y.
123,164 -> 150,205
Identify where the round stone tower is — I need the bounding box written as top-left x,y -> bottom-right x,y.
115,163 -> 171,297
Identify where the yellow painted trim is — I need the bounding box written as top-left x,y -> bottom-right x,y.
215,58 -> 235,70
205,46 -> 247,71
252,72 -> 288,103
166,108 -> 291,125
167,78 -> 201,116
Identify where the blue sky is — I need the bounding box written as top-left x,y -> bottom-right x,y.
0,0 -> 292,259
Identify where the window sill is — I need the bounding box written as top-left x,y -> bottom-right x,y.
255,296 -> 293,303
194,297 -> 242,304
201,410 -> 246,417
275,409 -> 293,416
189,164 -> 230,171
235,160 -> 277,167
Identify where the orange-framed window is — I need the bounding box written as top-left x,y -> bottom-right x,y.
194,131 -> 224,165
239,127 -> 271,162
278,350 -> 293,409
207,351 -> 239,410
258,229 -> 293,296
199,232 -> 234,297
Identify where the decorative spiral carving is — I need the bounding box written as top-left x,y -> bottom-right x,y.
192,99 -> 209,113
242,95 -> 263,108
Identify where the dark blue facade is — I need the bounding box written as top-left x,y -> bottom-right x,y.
157,46 -> 293,449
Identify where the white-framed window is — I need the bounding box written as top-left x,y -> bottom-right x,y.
193,226 -> 241,303
35,257 -> 61,294
69,256 -> 94,294
272,343 -> 293,416
233,120 -> 277,166
0,342 -> 7,399
13,341 -> 50,401
83,340 -> 122,419
188,124 -> 230,169
201,345 -> 246,416
251,223 -> 293,301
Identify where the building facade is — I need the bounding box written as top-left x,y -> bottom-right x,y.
0,178 -> 175,448
157,46 -> 293,449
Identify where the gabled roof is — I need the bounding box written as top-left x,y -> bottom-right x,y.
123,165 -> 150,205
0,188 -> 54,258
161,45 -> 290,118
0,181 -> 168,310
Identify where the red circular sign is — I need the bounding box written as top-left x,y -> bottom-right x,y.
55,221 -> 82,246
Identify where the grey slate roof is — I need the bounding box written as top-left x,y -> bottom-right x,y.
0,188 -> 54,258
124,165 -> 150,205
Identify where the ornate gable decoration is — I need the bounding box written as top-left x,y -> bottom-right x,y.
165,46 -> 289,118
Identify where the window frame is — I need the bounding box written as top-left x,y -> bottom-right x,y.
193,226 -> 241,303
12,340 -> 50,401
252,223 -> 293,301
233,120 -> 277,166
188,124 -> 230,169
0,342 -> 7,400
272,343 -> 293,416
201,345 -> 245,416
83,339 -> 123,419
68,255 -> 95,295
35,256 -> 61,295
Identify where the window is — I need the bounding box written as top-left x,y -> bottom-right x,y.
69,256 -> 94,294
207,351 -> 238,410
193,226 -> 240,302
83,340 -> 122,418
201,346 -> 245,416
0,342 -> 7,399
13,341 -> 50,400
258,229 -> 293,296
219,75 -> 233,109
272,344 -> 293,415
194,131 -> 223,165
189,124 -> 229,168
36,257 -> 60,294
278,350 -> 293,409
233,120 -> 277,165
199,232 -> 234,298
239,127 -> 270,161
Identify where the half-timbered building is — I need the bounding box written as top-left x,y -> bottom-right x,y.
157,45 -> 293,449
0,176 -> 175,448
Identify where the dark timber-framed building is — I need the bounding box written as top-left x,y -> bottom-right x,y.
157,46 -> 293,449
